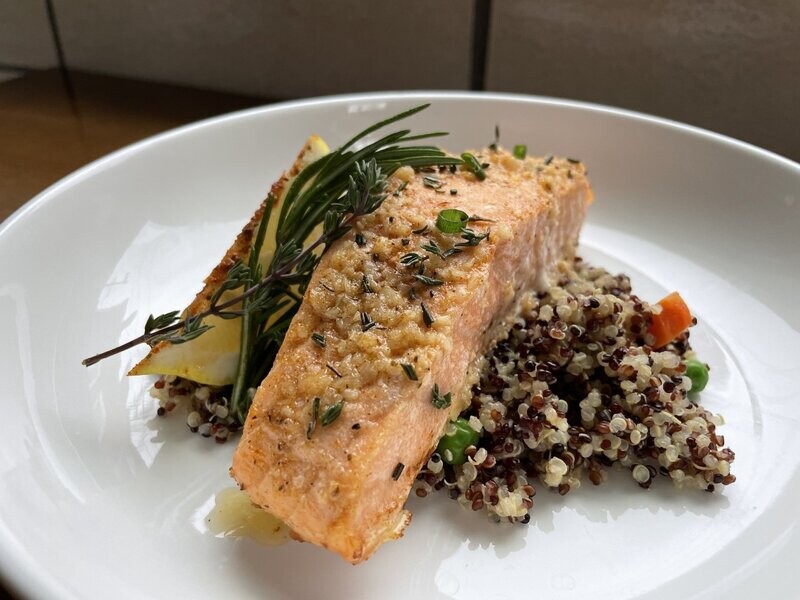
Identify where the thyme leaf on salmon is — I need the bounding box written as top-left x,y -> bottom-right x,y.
320,401 -> 344,427
435,208 -> 469,233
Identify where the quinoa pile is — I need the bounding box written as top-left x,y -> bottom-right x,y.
151,256 -> 735,523
413,257 -> 735,522
149,376 -> 240,443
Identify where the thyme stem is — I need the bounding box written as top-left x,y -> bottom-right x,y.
81,211 -> 360,368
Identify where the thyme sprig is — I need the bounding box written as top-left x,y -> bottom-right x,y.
82,104 -> 463,424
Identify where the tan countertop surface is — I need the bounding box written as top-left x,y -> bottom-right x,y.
0,69 -> 264,224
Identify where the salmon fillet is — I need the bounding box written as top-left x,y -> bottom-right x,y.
231,149 -> 593,563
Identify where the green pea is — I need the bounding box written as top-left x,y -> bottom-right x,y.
685,358 -> 709,393
436,418 -> 480,465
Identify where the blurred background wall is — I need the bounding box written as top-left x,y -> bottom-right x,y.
1,0 -> 798,161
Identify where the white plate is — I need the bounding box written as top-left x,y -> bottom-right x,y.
1,93 -> 799,600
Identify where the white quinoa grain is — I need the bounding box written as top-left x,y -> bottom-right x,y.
187,411 -> 202,429
632,464 -> 650,484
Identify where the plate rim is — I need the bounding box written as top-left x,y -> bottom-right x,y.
2,90 -> 798,243
1,90 -> 798,600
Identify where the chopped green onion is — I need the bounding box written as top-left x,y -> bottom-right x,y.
461,152 -> 486,180
513,144 -> 527,159
436,208 -> 469,233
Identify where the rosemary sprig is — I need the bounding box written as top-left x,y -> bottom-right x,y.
229,194 -> 273,419
82,104 -> 463,426
277,106 -> 461,246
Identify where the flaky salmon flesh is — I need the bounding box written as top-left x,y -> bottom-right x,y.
232,148 -> 593,563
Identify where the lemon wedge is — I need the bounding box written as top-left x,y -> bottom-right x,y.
128,135 -> 330,386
